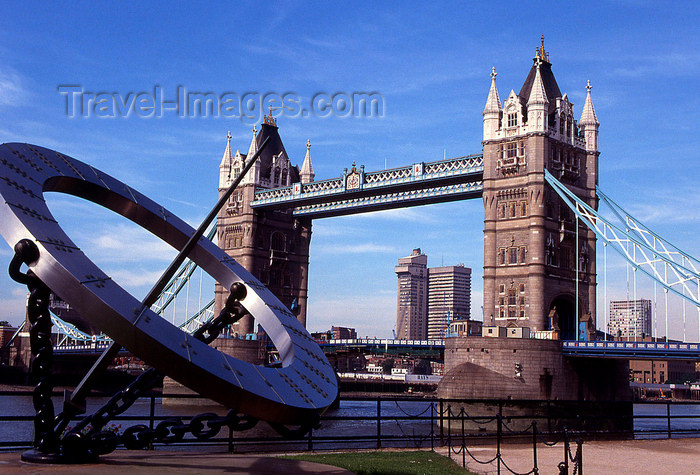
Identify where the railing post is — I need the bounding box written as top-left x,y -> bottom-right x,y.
376,398 -> 382,449
307,426 -> 313,451
496,413 -> 502,475
447,404 -> 452,460
532,421 -> 538,475
577,439 -> 583,475
439,400 -> 444,444
149,393 -> 156,451
149,394 -> 156,432
461,407 -> 466,469
430,402 -> 435,452
563,431 -> 570,475
667,402 -> 672,439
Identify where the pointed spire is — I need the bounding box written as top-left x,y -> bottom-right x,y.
580,80 -> 599,126
219,130 -> 233,168
527,58 -> 549,106
246,125 -> 258,158
483,67 -> 502,115
300,139 -> 315,183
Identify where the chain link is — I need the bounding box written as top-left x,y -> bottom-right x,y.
55,282 -> 275,458
9,239 -> 59,454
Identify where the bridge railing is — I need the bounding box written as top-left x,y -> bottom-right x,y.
251,154 -> 484,206
563,340 -> 700,358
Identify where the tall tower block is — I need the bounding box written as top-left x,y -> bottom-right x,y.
215,116 -> 314,334
482,41 -> 600,339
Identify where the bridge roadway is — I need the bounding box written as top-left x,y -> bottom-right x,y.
319,338 -> 700,360
53,338 -> 700,360
250,154 -> 483,218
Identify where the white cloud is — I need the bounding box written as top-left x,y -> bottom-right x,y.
109,268 -> 164,289
0,67 -> 27,106
89,225 -> 176,264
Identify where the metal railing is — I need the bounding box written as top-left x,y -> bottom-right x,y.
2,393 -> 700,472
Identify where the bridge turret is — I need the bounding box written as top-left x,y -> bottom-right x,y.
300,139 -> 315,184
483,67 -> 502,141
218,131 -> 234,189
526,58 -> 549,133
579,80 -> 599,154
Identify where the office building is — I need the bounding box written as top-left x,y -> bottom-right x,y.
427,265 -> 472,339
395,249 -> 428,340
608,299 -> 652,338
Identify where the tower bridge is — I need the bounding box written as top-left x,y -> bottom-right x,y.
22,40 -> 700,405
216,39 -> 602,346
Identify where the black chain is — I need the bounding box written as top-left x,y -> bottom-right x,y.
56,282 -> 270,459
9,239 -> 59,454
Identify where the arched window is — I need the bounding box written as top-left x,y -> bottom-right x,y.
274,167 -> 281,183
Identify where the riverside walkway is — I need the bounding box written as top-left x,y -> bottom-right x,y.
1,439 -> 700,474
435,438 -> 700,475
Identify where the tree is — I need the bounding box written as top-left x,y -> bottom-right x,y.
380,358 -> 395,374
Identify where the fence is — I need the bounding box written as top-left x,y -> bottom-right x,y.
2,392 -> 700,473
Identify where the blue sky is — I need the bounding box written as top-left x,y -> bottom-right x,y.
1,2 -> 700,340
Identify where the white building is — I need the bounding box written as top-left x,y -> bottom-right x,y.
608,299 -> 652,338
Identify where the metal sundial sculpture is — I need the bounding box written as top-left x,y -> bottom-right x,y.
0,142 -> 338,461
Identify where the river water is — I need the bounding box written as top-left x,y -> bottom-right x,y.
1,394 -> 699,451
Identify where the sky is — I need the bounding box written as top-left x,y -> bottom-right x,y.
1,1 -> 700,341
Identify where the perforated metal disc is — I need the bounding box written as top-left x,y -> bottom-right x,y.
0,143 -> 337,424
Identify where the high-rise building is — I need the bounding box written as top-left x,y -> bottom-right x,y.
608,299 -> 652,338
427,265 -> 472,340
395,250 -> 473,340
395,249 -> 428,340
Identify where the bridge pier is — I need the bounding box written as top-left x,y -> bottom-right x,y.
438,336 -> 632,432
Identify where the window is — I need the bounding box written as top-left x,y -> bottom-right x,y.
509,248 -> 518,265
499,249 -> 506,265
520,201 -> 527,217
499,284 -> 506,294
519,283 -> 525,293
510,203 -> 516,218
520,247 -> 527,263
508,291 -> 516,306
508,113 -> 518,127
519,142 -> 526,156
500,204 -> 507,219
506,142 -> 517,158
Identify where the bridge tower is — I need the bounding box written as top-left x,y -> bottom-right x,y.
215,115 -> 315,334
482,40 -> 600,339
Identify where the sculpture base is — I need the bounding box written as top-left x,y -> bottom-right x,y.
21,448 -> 98,464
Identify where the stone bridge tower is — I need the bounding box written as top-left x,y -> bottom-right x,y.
215,115 -> 315,335
482,41 -> 600,339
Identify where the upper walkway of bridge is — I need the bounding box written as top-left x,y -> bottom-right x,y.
250,154 -> 483,218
